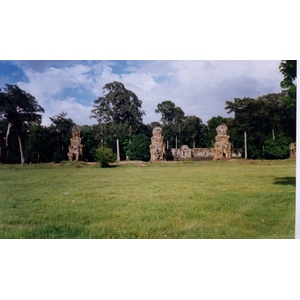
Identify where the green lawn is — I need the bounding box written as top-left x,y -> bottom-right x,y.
0,159 -> 296,238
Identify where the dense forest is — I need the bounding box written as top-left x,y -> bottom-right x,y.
0,60 -> 296,164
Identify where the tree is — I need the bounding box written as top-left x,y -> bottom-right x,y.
25,125 -> 54,163
0,84 -> 44,164
91,81 -> 145,161
126,133 -> 151,161
80,124 -> 101,162
225,93 -> 291,159
181,116 -> 202,148
279,60 -> 297,140
279,60 -> 297,89
155,100 -> 176,125
264,131 -> 292,159
155,100 -> 185,148
205,116 -> 225,147
173,106 -> 185,148
49,112 -> 76,162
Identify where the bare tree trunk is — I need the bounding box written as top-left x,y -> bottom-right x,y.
5,123 -> 13,147
272,129 -> 275,140
5,123 -> 13,163
116,138 -> 120,162
16,130 -> 25,165
244,130 -> 247,159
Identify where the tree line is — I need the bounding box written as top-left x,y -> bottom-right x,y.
0,60 -> 296,164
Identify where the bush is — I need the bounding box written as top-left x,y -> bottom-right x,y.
95,147 -> 117,168
264,132 -> 292,159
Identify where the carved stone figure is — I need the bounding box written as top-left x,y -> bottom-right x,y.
214,124 -> 232,160
150,127 -> 166,161
68,126 -> 83,161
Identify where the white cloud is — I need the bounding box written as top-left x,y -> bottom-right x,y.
13,60 -> 283,126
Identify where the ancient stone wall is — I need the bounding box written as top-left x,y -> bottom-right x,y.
151,124 -> 238,161
193,148 -> 215,160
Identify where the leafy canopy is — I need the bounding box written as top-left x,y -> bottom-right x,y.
91,81 -> 145,128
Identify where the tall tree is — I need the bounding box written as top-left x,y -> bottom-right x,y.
205,116 -> 225,147
0,84 -> 44,164
25,125 -> 54,163
279,60 -> 297,89
181,116 -> 202,148
174,106 -> 185,148
155,100 -> 185,148
91,81 -> 144,161
225,93 -> 291,159
279,60 -> 297,140
49,112 -> 76,162
155,100 -> 176,125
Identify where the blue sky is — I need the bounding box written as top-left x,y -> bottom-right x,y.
0,60 -> 283,126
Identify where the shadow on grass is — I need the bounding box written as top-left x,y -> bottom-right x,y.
274,177 -> 296,187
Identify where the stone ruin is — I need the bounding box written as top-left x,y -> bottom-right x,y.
149,126 -> 166,161
68,126 -> 83,161
289,142 -> 296,158
214,124 -> 232,160
150,124 -> 238,161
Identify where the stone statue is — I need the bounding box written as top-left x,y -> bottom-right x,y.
214,124 -> 232,160
68,126 -> 83,161
150,127 -> 166,161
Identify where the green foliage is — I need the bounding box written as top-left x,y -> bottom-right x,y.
91,81 -> 145,161
181,116 -> 202,148
155,100 -> 176,125
91,81 -> 145,127
0,84 -> 44,164
95,147 -> 117,167
225,93 -> 295,159
126,134 -> 151,161
279,60 -> 297,89
264,132 -> 292,159
281,85 -> 297,140
49,112 -> 76,161
25,125 -> 55,163
205,116 -> 225,147
80,125 -> 101,162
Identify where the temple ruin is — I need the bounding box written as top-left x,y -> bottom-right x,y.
289,142 -> 296,158
151,124 -> 239,161
214,124 -> 232,160
68,126 -> 83,161
149,126 -> 166,161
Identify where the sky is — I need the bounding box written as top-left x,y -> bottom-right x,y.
0,60 -> 284,126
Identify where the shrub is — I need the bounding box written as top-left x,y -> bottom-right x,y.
95,147 -> 117,168
264,132 -> 292,159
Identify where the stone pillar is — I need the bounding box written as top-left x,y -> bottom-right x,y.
214,124 -> 232,160
149,127 -> 166,161
68,126 -> 83,161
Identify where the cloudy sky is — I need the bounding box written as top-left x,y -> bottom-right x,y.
0,60 -> 283,126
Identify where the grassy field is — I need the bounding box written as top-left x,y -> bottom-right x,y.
0,159 -> 296,239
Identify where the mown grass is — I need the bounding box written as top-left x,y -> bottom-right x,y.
0,159 -> 296,238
